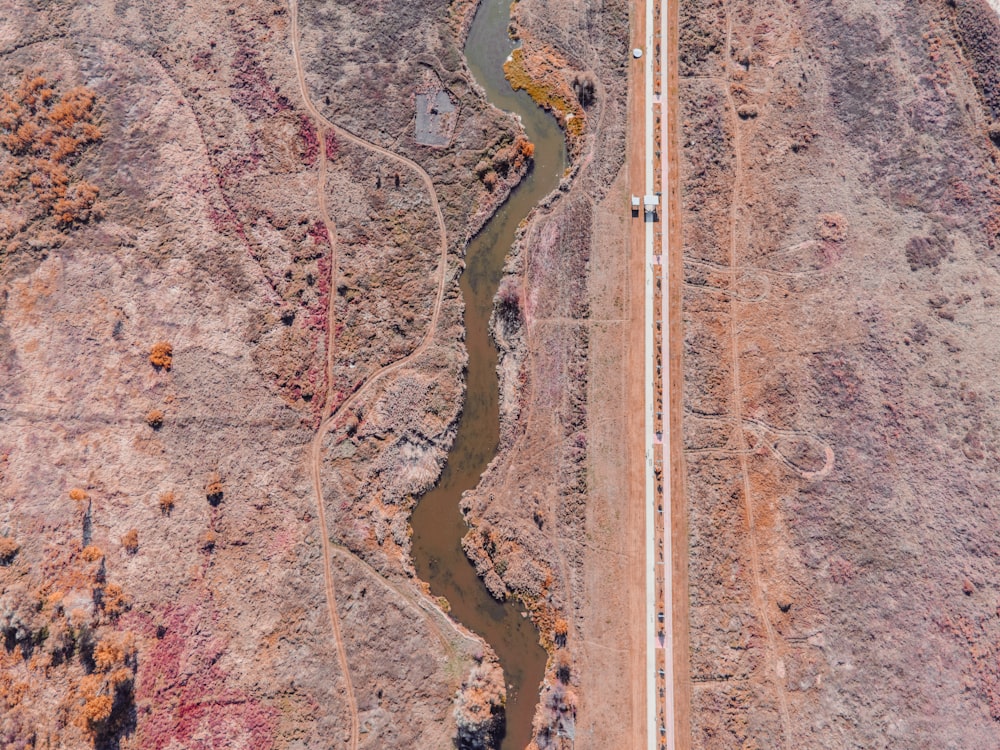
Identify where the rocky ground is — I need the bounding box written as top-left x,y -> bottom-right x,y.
0,0 -> 540,746
680,0 -> 1000,746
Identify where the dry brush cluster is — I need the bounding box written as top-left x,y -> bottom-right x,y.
454,659 -> 506,750
0,73 -> 103,245
503,45 -> 586,156
148,341 -> 173,371
1,491 -> 136,746
475,136 -> 535,192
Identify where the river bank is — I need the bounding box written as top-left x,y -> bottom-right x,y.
409,0 -> 566,748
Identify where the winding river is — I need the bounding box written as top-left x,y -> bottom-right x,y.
408,0 -> 567,747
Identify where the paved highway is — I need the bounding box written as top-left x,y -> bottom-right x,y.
641,0 -> 658,743
642,0 -> 688,746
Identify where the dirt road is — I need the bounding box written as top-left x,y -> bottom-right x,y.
288,1 -> 457,747
627,2 -> 651,749
660,0 -> 692,745
636,0 -> 691,745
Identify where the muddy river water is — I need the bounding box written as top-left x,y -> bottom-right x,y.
408,0 -> 567,747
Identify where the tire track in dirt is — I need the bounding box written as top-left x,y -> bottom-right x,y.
8,17 -> 472,750
721,4 -> 794,744
288,1 -> 458,748
682,276 -> 770,303
687,239 -> 837,279
683,411 -> 835,482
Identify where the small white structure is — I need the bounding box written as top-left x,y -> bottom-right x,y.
644,194 -> 660,216
632,47 -> 643,58
631,195 -> 641,214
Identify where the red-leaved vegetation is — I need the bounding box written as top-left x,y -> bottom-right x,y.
128,605 -> 278,749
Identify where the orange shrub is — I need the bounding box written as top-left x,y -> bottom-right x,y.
81,694 -> 113,725
47,86 -> 97,130
0,536 -> 18,563
0,74 -> 103,227
159,491 -> 176,515
101,583 -> 126,617
80,545 -> 103,562
149,341 -> 173,370
145,408 -> 164,428
69,487 -> 88,502
553,617 -> 569,647
121,529 -> 138,554
93,639 -> 125,672
205,472 -> 224,504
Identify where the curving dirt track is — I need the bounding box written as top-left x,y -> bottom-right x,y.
718,5 -> 794,744
679,0 -> 1000,745
288,1 -> 456,747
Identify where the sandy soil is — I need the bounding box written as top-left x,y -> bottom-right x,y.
663,0 -> 694,742
680,0 -> 1000,746
628,3 -> 652,749
0,0 -> 533,746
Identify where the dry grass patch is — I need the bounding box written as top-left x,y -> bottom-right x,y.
0,74 -> 103,232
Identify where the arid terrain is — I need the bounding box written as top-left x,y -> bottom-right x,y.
680,0 -> 1000,746
6,0 -> 999,746
0,0 -> 524,745
0,0 -> 637,747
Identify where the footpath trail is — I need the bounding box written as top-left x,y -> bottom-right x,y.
720,4 -> 793,746
287,1 -> 456,748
